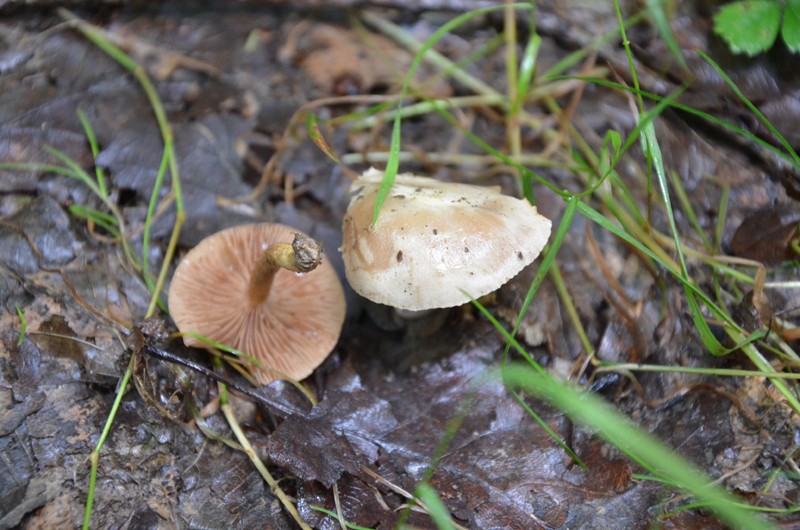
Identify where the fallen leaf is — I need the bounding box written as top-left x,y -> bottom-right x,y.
730,206 -> 800,265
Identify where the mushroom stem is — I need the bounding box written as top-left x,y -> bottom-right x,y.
248,233 -> 323,305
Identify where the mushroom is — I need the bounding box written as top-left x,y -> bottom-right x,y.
168,223 -> 346,385
341,168 -> 552,311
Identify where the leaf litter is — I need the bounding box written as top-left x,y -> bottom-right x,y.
0,2 -> 799,529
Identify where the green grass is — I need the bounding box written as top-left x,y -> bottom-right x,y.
15,307 -> 27,346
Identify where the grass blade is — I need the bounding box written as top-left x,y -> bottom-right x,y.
697,49 -> 800,167
415,482 -> 456,530
645,0 -> 688,70
16,307 -> 26,346
502,364 -> 775,530
76,108 -> 108,197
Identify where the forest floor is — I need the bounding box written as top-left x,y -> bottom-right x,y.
1,2 -> 800,529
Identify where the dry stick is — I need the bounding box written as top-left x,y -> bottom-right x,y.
359,466 -> 470,530
145,346 -> 309,418
331,483 -> 347,530
504,0 -> 521,182
220,396 -> 313,530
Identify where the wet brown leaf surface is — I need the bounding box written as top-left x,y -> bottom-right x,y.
1,2 -> 799,529
731,206 -> 800,265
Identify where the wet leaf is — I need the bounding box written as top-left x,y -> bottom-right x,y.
264,365 -> 397,488
0,339 -> 46,437
277,321 -> 649,528
0,196 -> 77,274
181,443 -> 292,529
298,474 -> 386,529
730,206 -> 800,265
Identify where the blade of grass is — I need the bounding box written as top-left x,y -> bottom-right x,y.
509,8 -> 541,202
68,204 -> 121,238
549,260 -> 594,356
76,108 -> 108,197
668,169 -> 711,249
219,383 -> 312,530
340,149 -> 560,167
141,149 -> 170,307
645,0 -> 688,70
468,294 -> 586,469
642,110 -> 729,355
602,84 -> 687,196
502,363 -> 775,530
0,161 -> 83,177
45,146 -> 105,199
46,144 -> 141,271
608,5 -> 730,359
614,0 -> 645,112
60,9 -> 186,317
415,482 -> 455,530
82,354 -> 134,530
697,49 -> 800,168
306,112 -> 341,164
504,2 -> 520,198
505,195 -> 579,366
16,307 -> 26,346
309,507 -> 374,530
594,359 -> 800,380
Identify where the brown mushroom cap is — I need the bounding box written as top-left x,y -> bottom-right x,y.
168,223 -> 346,385
341,168 -> 552,311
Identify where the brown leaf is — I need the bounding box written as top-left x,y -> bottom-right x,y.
264,364 -> 398,488
730,207 -> 800,265
578,443 -> 632,496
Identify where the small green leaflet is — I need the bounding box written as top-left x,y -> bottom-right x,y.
306,113 -> 340,164
714,1 -> 782,56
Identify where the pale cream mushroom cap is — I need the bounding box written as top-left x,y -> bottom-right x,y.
168,223 -> 346,385
341,168 -> 552,311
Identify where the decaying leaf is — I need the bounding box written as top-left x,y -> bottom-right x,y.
730,206 -> 800,265
264,365 -> 397,488
282,23 -> 450,97
264,320 -> 650,528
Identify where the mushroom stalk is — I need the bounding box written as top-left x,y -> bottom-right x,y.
248,233 -> 323,304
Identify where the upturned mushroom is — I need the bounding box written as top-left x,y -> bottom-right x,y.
168,223 -> 346,385
341,168 -> 551,311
